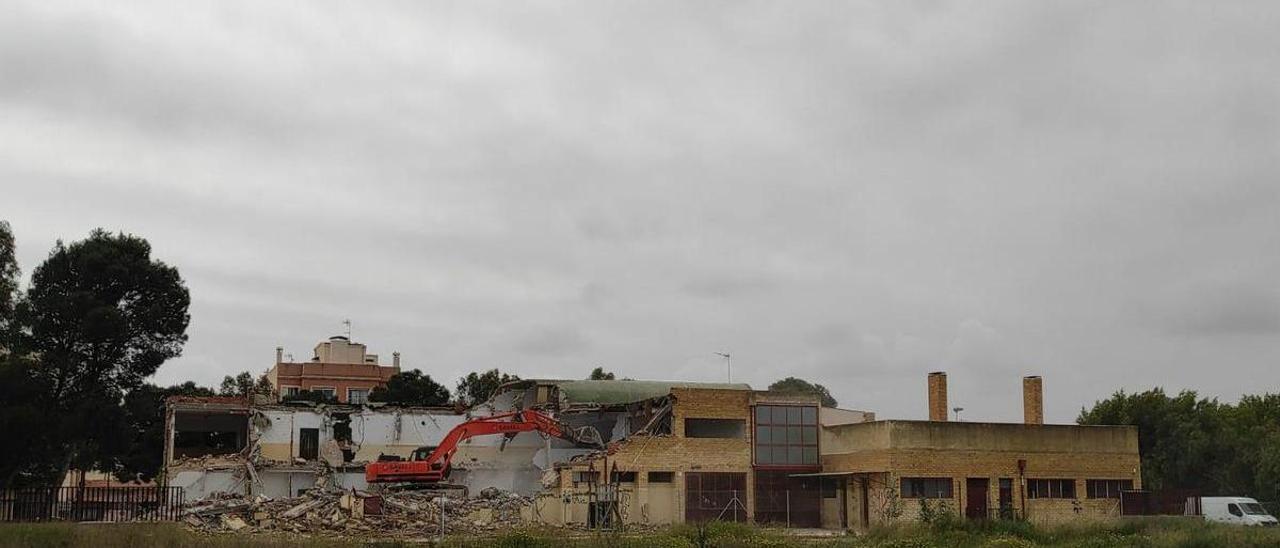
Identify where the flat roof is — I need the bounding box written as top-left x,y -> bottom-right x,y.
502,379 -> 753,406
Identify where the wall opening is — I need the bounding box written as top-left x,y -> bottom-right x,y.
299,428 -> 320,460
684,418 -> 745,438
754,471 -> 821,527
684,472 -> 747,522
331,413 -> 354,462
172,412 -> 248,460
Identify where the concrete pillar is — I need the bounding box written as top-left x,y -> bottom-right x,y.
276,346 -> 284,364
392,352 -> 401,368
928,372 -> 948,421
1023,376 -> 1044,425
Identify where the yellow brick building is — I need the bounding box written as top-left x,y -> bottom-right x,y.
535,373 -> 1140,530
820,420 -> 1141,528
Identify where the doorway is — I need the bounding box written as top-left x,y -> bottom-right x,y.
299,428 -> 319,460
998,478 -> 1014,519
965,478 -> 989,520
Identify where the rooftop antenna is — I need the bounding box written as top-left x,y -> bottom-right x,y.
342,318 -> 352,339
714,352 -> 732,382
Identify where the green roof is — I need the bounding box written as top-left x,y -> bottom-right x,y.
538,379 -> 752,406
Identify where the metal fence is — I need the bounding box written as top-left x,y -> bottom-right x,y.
0,487 -> 185,522
685,489 -> 749,523
1120,490 -> 1199,516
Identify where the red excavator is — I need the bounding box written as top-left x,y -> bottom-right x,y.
365,409 -> 603,484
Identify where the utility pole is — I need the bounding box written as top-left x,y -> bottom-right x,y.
714,352 -> 732,382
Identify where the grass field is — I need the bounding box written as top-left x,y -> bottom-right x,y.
2,519 -> 1279,548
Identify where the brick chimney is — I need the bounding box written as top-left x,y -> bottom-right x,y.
1023,375 -> 1044,425
928,371 -> 948,421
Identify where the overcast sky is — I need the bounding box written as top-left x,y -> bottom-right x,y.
4,1 -> 1279,423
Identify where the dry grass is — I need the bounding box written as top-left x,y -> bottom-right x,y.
2,519 -> 1280,548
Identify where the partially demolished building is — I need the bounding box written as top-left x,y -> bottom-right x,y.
164,373 -> 1139,530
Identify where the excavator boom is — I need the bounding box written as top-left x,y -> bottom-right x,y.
366,409 -> 601,484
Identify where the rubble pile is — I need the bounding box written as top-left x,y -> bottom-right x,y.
183,487 -> 533,536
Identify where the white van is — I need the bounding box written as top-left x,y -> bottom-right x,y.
1197,497 -> 1278,527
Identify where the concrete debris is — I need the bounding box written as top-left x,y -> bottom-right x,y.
184,488 -> 533,537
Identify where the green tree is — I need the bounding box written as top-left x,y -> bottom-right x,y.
1078,389 -> 1228,493
219,371 -> 260,397
23,230 -> 191,486
0,222 -> 50,487
369,369 -> 450,406
0,355 -> 51,487
588,367 -> 616,380
768,376 -> 838,407
0,220 -> 18,347
456,368 -> 520,406
253,374 -> 275,397
217,371 -> 273,398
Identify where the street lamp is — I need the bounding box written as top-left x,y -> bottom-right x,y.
714,352 -> 731,382
953,407 -> 965,421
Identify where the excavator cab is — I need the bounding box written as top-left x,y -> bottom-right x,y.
409,446 -> 436,461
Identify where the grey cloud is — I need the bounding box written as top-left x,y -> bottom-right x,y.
5,0 -> 1280,422
1136,281 -> 1280,337
511,327 -> 591,357
681,275 -> 779,299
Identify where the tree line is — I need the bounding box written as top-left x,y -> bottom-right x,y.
1079,388 -> 1280,503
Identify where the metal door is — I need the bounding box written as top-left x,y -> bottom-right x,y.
966,478 -> 989,520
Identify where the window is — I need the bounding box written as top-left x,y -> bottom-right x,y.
1027,479 -> 1076,499
753,405 -> 818,465
312,387 -> 336,400
900,478 -> 953,499
611,471 -> 637,483
283,386 -> 301,397
684,418 -> 745,438
572,471 -> 599,484
648,472 -> 674,483
1086,479 -> 1133,499
1229,503 -> 1243,517
1243,503 -> 1268,516
821,478 -> 838,499
348,388 -> 370,405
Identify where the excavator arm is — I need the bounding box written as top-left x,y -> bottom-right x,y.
366,410 -> 602,484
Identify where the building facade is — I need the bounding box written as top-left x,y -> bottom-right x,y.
266,336 -> 400,404
164,371 -> 1140,530
818,373 -> 1141,528
538,386 -> 871,528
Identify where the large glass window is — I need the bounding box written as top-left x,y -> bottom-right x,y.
753,405 -> 818,466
